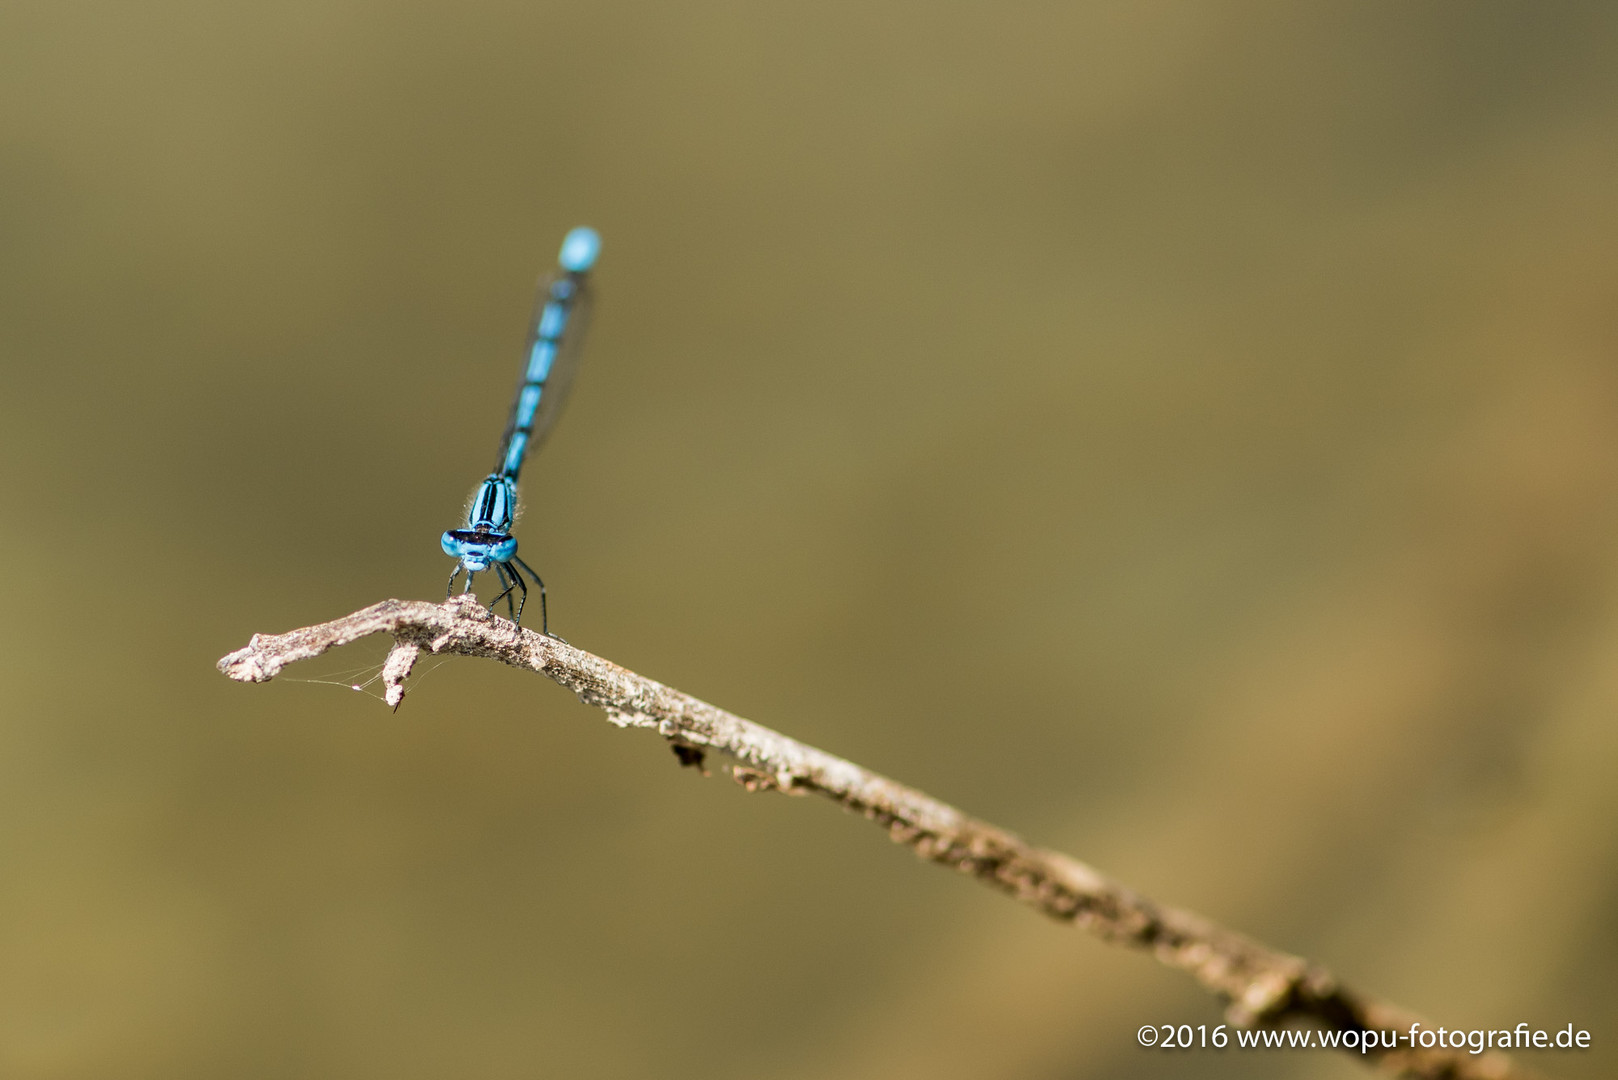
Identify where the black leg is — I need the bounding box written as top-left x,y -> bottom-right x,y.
445,565 -> 461,597
490,563 -> 518,621
489,562 -> 510,610
513,555 -> 548,636
502,561 -> 529,624
462,568 -> 476,595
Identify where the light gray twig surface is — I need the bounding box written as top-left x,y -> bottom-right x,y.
218,596 -> 1532,1080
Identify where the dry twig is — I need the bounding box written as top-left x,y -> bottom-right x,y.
218,596 -> 1534,1080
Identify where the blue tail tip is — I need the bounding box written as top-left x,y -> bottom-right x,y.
559,227 -> 601,272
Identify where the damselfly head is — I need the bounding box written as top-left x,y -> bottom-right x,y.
441,528 -> 518,571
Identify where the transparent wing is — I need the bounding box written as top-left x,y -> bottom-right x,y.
524,276 -> 591,453
492,272 -> 593,479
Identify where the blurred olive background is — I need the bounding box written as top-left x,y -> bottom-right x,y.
3,2 -> 1617,1078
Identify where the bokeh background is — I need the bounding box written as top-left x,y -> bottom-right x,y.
3,2 -> 1616,1078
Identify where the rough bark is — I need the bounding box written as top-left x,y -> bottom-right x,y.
218,596 -> 1536,1080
